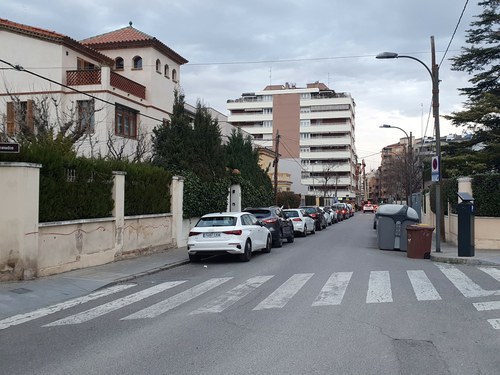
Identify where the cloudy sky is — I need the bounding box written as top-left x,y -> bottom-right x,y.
2,0 -> 482,170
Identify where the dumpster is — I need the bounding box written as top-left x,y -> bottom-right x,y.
376,204 -> 419,251
407,225 -> 434,259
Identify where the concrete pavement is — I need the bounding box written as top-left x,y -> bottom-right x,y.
1,242 -> 499,320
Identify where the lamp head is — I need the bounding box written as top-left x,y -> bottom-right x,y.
376,52 -> 399,59
380,124 -> 392,128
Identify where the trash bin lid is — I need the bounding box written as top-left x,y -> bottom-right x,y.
376,204 -> 419,222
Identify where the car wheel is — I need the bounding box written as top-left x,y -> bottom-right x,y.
287,230 -> 294,243
302,226 -> 307,237
189,253 -> 200,263
262,235 -> 272,253
273,233 -> 283,248
239,240 -> 252,262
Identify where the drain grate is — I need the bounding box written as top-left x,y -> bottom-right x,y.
10,288 -> 32,294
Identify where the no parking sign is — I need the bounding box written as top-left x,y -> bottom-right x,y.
431,156 -> 439,182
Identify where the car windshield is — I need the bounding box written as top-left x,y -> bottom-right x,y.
245,209 -> 271,219
302,207 -> 316,214
284,210 -> 299,217
196,216 -> 237,227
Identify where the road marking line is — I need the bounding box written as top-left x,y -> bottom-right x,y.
366,271 -> 392,303
253,273 -> 313,310
407,270 -> 442,301
0,284 -> 136,330
479,267 -> 500,285
473,301 -> 500,311
122,278 -> 232,320
487,319 -> 500,329
435,264 -> 500,297
191,276 -> 274,314
44,281 -> 185,326
312,272 -> 352,306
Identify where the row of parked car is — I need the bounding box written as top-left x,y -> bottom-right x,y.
186,203 -> 355,263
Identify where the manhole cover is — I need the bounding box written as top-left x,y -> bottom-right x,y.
10,288 -> 32,294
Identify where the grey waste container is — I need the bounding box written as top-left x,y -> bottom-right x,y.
376,204 -> 419,251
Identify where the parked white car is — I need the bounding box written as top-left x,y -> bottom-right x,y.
283,209 -> 316,237
187,212 -> 272,262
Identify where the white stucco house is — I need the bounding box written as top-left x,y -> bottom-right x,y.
0,18 -> 188,159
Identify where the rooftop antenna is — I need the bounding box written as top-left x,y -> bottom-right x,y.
269,66 -> 272,85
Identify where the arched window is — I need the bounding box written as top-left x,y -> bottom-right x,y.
164,64 -> 170,78
115,57 -> 124,70
172,69 -> 177,82
133,56 -> 142,69
156,59 -> 161,73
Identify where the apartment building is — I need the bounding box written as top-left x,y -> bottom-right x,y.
227,82 -> 357,201
0,19 -> 187,159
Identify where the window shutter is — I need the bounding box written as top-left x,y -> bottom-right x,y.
6,102 -> 15,135
26,100 -> 34,132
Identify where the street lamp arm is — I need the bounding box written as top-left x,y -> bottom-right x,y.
396,55 -> 434,82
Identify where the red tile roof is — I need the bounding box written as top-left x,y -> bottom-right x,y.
0,18 -> 114,66
82,25 -> 188,65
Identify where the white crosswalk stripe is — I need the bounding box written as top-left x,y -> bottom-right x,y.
473,301 -> 500,311
435,264 -> 500,297
191,276 -> 274,314
253,273 -> 313,310
44,281 -> 185,326
407,270 -> 442,301
122,278 -> 232,320
487,319 -> 500,330
0,284 -> 136,330
312,272 -> 352,306
479,267 -> 500,284
366,271 -> 392,303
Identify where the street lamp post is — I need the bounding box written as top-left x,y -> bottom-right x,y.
380,125 -> 413,206
376,36 -> 442,253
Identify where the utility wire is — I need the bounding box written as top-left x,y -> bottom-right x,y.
439,0 -> 470,67
0,58 -> 165,123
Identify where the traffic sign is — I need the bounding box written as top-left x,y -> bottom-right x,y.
431,156 -> 439,182
0,142 -> 20,153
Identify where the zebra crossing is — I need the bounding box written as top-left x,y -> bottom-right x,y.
1,264 -> 500,330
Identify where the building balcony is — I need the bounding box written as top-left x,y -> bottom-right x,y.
66,69 -> 146,100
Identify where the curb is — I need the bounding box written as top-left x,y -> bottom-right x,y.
430,254 -> 499,267
102,259 -> 191,288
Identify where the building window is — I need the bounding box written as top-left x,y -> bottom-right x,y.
300,107 -> 311,113
300,93 -> 311,100
115,105 -> 138,138
172,69 -> 178,82
300,147 -> 310,153
263,121 -> 272,128
77,100 -> 95,133
261,95 -> 272,102
156,59 -> 161,73
300,133 -> 311,139
164,64 -> 170,78
5,100 -> 34,135
263,108 -> 272,114
132,56 -> 143,70
77,58 -> 96,70
300,120 -> 310,127
115,57 -> 124,70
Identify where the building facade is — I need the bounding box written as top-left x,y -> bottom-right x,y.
0,19 -> 187,159
227,82 -> 357,202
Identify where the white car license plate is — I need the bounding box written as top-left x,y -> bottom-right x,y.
203,233 -> 221,238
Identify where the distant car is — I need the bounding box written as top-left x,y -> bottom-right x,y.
363,203 -> 375,213
243,206 -> 294,247
283,208 -> 316,237
346,204 -> 355,217
320,206 -> 335,225
187,212 -> 272,262
299,206 -> 327,231
333,203 -> 349,220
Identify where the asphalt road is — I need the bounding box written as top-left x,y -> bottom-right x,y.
2,213 -> 500,375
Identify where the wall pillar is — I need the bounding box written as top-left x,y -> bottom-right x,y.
170,176 -> 184,247
0,162 -> 41,280
112,171 -> 126,256
227,184 -> 242,212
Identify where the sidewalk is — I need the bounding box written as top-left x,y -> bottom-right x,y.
0,247 -> 190,320
1,243 -> 500,320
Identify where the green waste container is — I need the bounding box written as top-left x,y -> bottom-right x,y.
407,225 -> 434,259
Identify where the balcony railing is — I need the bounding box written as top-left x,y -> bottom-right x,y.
66,69 -> 101,86
66,69 -> 146,100
110,71 -> 146,100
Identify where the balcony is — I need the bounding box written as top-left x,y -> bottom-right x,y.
66,69 -> 146,100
